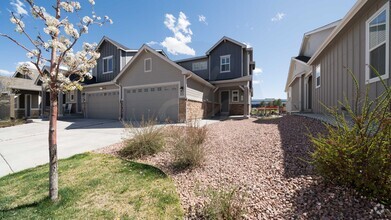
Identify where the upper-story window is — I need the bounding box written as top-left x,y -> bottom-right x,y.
102,56 -> 113,74
144,58 -> 152,72
220,55 -> 231,73
192,61 -> 207,71
315,64 -> 321,88
366,2 -> 389,83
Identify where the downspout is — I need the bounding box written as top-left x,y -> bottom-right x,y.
183,73 -> 192,122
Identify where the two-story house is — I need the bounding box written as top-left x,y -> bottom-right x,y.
286,0 -> 390,115
82,36 -> 255,122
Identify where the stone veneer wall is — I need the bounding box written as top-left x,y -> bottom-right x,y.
179,99 -> 216,122
229,104 -> 244,115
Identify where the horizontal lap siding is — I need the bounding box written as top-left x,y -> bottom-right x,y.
312,0 -> 391,114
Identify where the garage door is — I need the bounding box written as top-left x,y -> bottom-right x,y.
86,91 -> 119,119
124,84 -> 179,122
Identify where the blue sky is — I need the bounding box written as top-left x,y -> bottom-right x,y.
0,0 -> 356,99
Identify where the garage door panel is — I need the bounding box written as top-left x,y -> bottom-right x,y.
124,85 -> 178,122
87,91 -> 119,119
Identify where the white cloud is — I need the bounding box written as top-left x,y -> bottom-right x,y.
146,41 -> 158,46
161,12 -> 195,56
254,67 -> 263,75
10,0 -> 28,16
271,12 -> 286,22
198,15 -> 208,25
0,69 -> 13,76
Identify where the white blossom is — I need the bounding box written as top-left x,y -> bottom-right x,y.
88,0 -> 95,5
60,2 -> 74,12
70,1 -> 81,10
16,63 -> 31,75
82,16 -> 93,24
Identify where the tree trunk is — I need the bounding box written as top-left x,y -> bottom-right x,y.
49,91 -> 59,201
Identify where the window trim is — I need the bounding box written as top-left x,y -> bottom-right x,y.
315,64 -> 321,89
220,55 -> 231,73
231,90 -> 239,103
102,55 -> 113,74
144,58 -> 152,72
365,2 -> 389,84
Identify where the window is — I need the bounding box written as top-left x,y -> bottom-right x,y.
144,58 -> 152,72
220,55 -> 231,73
366,2 -> 389,83
232,90 -> 239,102
69,90 -> 75,101
102,56 -> 113,74
192,61 -> 207,71
315,64 -> 321,88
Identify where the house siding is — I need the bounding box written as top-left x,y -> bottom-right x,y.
209,41 -> 243,81
290,78 -> 301,112
177,58 -> 209,80
96,41 -> 121,82
186,77 -> 213,103
312,0 -> 391,114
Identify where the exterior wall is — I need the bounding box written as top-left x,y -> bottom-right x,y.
312,0 -> 391,114
230,104 -> 244,115
186,77 -> 213,103
179,99 -> 186,122
303,28 -> 337,57
0,95 -> 11,120
95,40 -> 121,82
83,84 -> 118,93
179,99 -> 214,121
120,51 -> 137,70
118,51 -> 185,92
177,57 -> 209,80
290,78 -> 301,112
210,41 -> 243,81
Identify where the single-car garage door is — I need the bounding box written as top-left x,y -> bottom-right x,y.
86,91 -> 119,119
124,84 -> 179,122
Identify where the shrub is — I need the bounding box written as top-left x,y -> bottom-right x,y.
310,68 -> 391,204
170,120 -> 207,169
119,119 -> 165,159
201,187 -> 245,220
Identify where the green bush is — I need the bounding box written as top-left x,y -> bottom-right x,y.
310,68 -> 391,204
201,187 -> 245,220
119,119 -> 165,159
170,120 -> 207,170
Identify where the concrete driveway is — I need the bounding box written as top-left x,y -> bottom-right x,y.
0,119 -> 124,177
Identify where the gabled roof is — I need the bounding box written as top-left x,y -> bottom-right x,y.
175,55 -> 208,63
205,36 -> 248,55
114,44 -> 214,88
295,56 -> 311,63
308,0 -> 369,65
299,20 -> 340,56
0,76 -> 41,92
97,36 -> 134,51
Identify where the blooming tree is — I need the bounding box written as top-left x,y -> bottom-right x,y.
0,0 -> 112,201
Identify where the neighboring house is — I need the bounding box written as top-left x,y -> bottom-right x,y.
285,20 -> 340,113
0,69 -> 42,119
287,0 -> 390,114
82,36 -> 255,122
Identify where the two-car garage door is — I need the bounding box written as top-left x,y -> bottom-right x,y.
124,84 -> 179,122
86,91 -> 119,119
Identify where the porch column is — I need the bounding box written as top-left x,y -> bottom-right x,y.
40,89 -> 45,118
58,93 -> 63,117
243,82 -> 249,117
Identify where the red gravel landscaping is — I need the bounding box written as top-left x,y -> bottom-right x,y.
97,115 -> 391,219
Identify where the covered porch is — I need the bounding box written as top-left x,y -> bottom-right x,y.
211,76 -> 252,117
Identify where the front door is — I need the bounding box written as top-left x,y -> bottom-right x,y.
221,91 -> 229,113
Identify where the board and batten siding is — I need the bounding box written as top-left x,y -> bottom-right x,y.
177,58 -> 209,80
96,41 -> 121,82
209,41 -> 243,81
290,78 -> 301,112
311,0 -> 391,114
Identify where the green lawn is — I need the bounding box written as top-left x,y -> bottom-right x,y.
0,153 -> 183,219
